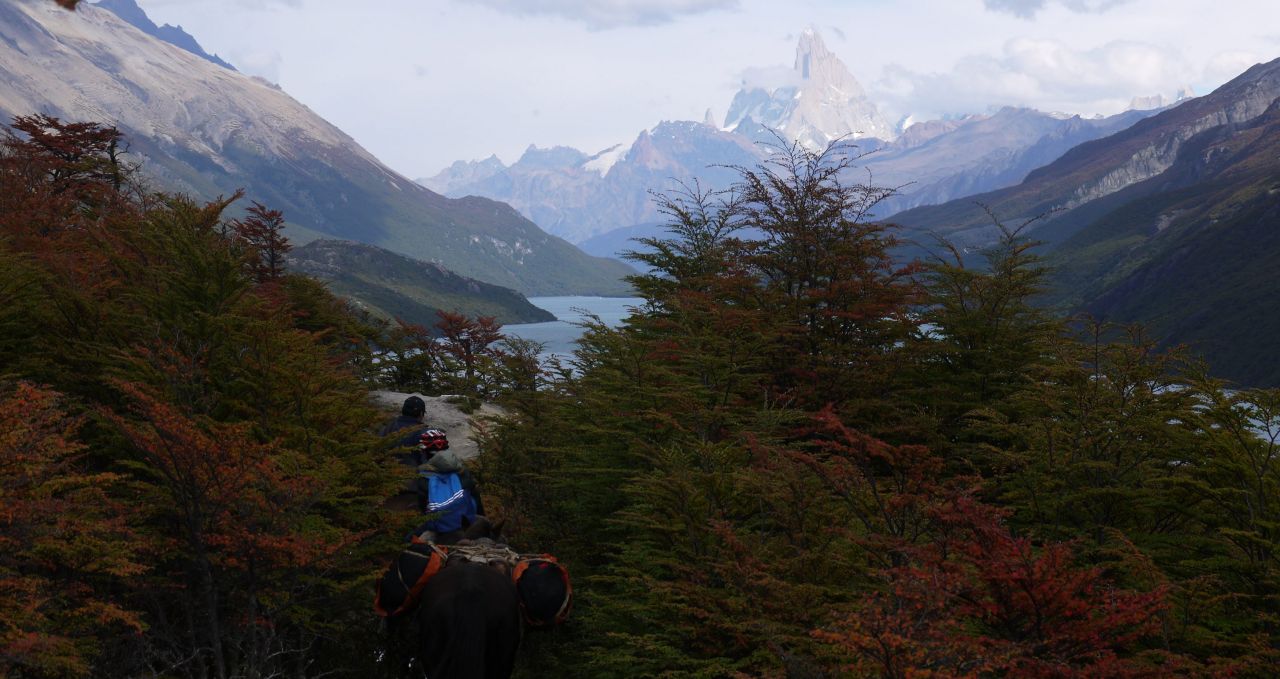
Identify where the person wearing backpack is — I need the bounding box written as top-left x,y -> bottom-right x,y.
411,430 -> 485,545
379,395 -> 431,467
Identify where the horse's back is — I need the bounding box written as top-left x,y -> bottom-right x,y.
416,561 -> 521,679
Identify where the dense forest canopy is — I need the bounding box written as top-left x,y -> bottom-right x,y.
3,111 -> 1280,678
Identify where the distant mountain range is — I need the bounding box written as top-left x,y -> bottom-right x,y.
422,30 -> 1161,253
892,58 -> 1280,387
0,0 -> 632,297
287,240 -> 555,327
424,121 -> 762,245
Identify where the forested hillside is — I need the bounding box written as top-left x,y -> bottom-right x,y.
9,2 -> 1280,678
287,239 -> 556,327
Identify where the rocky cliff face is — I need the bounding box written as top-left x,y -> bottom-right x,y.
724,29 -> 895,147
1043,98 -> 1280,387
868,107 -> 1157,218
1063,71 -> 1276,209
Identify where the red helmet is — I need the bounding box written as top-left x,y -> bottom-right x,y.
418,428 -> 449,452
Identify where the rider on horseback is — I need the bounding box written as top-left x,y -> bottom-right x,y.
411,431 -> 485,545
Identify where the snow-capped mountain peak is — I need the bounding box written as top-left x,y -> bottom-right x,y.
724,29 -> 895,148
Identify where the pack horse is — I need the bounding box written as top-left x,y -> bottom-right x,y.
376,538 -> 572,678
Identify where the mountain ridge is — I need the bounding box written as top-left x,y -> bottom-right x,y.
94,0 -> 236,71
425,105 -> 1157,251
0,0 -> 632,296
890,57 -> 1280,251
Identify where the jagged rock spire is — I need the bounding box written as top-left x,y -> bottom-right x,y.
724,28 -> 894,147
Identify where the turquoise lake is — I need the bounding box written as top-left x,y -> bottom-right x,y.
503,296 -> 642,360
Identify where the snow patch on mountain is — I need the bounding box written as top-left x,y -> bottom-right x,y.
583,144 -> 626,177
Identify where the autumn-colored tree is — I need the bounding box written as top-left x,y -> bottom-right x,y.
102,383 -> 387,678
821,493 -> 1178,678
378,318 -> 444,394
435,310 -> 505,398
0,383 -> 144,678
230,201 -> 291,283
0,115 -> 135,243
0,116 -> 401,677
732,138 -> 920,417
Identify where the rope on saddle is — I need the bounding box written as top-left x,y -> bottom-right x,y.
443,539 -> 523,570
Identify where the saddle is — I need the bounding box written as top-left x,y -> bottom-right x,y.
374,538 -> 573,626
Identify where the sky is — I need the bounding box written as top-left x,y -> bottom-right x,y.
132,0 -> 1280,179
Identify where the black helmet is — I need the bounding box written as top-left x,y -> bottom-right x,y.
402,396 -> 426,418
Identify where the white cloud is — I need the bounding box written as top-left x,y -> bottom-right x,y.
874,38 -> 1197,119
461,0 -> 738,29
983,0 -> 1132,19
735,65 -> 801,92
1204,51 -> 1265,82
226,48 -> 283,82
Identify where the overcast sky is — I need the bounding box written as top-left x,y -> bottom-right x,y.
132,0 -> 1280,179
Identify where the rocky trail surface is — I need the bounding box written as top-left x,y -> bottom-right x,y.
370,391 -> 505,461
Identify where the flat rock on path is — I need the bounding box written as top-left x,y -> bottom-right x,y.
369,391 -> 505,461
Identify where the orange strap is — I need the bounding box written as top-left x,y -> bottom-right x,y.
374,543 -> 449,617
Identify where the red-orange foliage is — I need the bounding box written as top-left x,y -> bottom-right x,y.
104,382 -> 367,674
436,310 -> 504,395
0,115 -> 133,239
818,493 -> 1176,678
791,407 -> 944,551
113,380 -> 366,561
1,113 -> 395,674
230,201 -> 291,284
0,382 -> 143,677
